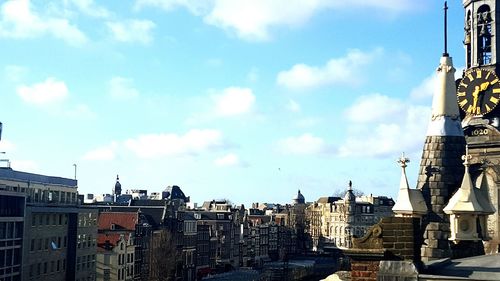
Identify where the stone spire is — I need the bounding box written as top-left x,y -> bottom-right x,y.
392,154 -> 427,218
444,149 -> 487,214
426,55 -> 463,136
417,52 -> 466,261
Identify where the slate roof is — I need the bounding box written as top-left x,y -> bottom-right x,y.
0,167 -> 77,187
317,197 -> 341,204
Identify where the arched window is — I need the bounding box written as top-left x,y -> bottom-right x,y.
477,5 -> 492,65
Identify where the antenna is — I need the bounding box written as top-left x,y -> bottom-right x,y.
443,1 -> 449,56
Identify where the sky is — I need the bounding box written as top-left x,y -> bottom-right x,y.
0,0 -> 467,206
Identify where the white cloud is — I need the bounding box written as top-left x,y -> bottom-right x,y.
65,104 -> 96,119
278,133 -> 328,155
109,76 -> 140,100
410,73 -> 437,100
214,153 -> 247,167
0,0 -> 87,46
213,87 -> 255,117
107,19 -> 155,44
17,77 -> 68,106
125,129 -> 227,159
9,159 -> 38,172
4,65 -> 28,82
277,48 -> 382,90
83,142 -> 117,161
66,0 -> 111,18
410,67 -> 465,100
338,94 -> 430,157
345,93 -> 405,123
135,0 -> 418,41
0,140 -> 15,152
286,99 -> 301,113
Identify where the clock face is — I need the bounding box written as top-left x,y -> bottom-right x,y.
457,68 -> 500,116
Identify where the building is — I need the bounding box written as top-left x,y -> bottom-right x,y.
0,190 -> 25,281
96,212 -> 137,281
76,209 -> 98,281
306,182 -> 394,252
0,167 -> 96,281
456,0 -> 500,255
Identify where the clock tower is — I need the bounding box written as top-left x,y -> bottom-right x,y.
460,0 -> 500,254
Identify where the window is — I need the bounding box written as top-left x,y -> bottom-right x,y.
32,215 -> 36,227
477,5 -> 492,65
30,239 -> 35,251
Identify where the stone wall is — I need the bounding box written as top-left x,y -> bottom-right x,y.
345,216 -> 421,281
417,135 -> 465,261
350,261 -> 379,281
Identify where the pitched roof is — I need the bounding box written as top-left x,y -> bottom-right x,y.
98,212 -> 138,230
444,165 -> 494,215
393,157 -> 427,216
97,233 -> 130,249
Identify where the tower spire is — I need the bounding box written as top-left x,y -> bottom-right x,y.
443,1 -> 448,56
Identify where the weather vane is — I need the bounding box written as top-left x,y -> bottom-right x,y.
443,1 -> 448,56
398,152 -> 410,168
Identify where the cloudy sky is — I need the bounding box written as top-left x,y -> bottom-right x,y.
0,0 -> 466,205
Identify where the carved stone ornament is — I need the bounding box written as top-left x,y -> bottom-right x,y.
352,224 -> 383,250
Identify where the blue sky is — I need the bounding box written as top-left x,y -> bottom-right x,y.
0,0 -> 466,205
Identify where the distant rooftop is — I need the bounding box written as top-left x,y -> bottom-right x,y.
0,167 -> 77,187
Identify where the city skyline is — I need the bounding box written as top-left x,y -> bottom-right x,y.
0,0 -> 462,205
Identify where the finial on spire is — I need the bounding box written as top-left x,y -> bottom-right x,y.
116,174 -> 120,181
348,180 -> 352,190
443,1 -> 449,56
398,152 -> 410,168
462,145 -> 472,166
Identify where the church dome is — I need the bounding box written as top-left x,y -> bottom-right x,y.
292,190 -> 305,205
344,180 -> 356,202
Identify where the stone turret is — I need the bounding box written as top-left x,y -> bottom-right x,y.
417,54 -> 466,261
444,148 -> 494,244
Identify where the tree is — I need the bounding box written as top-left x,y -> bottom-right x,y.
149,229 -> 180,281
331,188 -> 365,198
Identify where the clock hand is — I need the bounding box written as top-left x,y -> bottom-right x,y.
480,81 -> 490,91
472,85 -> 480,111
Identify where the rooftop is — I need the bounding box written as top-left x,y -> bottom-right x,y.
0,167 -> 77,188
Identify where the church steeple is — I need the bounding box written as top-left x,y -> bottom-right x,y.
463,0 -> 495,69
392,154 -> 427,218
113,175 -> 122,196
417,2 -> 466,261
